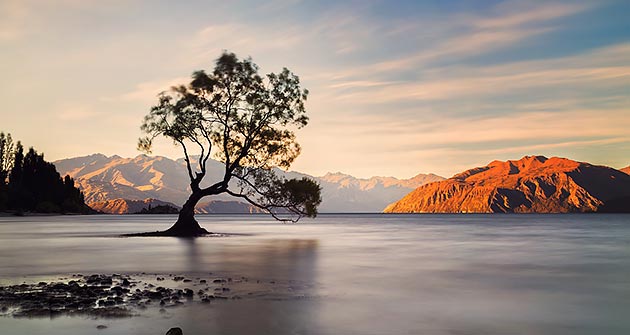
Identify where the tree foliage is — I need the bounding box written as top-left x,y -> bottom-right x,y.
0,132 -> 14,183
139,52 -> 321,222
0,132 -> 14,209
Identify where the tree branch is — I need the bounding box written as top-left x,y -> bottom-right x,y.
225,189 -> 299,223
176,139 -> 196,187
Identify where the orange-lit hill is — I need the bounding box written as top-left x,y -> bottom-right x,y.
621,165 -> 630,175
384,156 -> 630,213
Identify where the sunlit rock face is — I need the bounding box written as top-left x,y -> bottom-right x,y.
384,156 -> 630,213
621,166 -> 630,175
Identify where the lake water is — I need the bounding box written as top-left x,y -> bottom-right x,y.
1,214 -> 629,335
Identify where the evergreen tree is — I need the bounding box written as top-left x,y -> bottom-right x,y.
0,132 -> 14,182
7,142 -> 25,211
0,132 -> 14,210
1,133 -> 91,214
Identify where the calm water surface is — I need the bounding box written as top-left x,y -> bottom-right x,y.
1,214 -> 629,335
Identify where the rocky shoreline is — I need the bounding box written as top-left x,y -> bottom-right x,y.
0,272 -> 312,319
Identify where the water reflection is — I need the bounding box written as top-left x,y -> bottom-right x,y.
217,239 -> 318,280
174,238 -> 320,334
2,214 -> 630,335
175,237 -> 319,280
179,237 -> 201,274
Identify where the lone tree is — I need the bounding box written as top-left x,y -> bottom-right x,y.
138,52 -> 322,236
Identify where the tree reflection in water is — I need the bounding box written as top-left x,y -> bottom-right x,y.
174,238 -> 320,334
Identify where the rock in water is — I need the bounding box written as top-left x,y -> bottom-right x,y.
166,327 -> 183,335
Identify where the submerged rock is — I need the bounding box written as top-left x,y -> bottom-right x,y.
166,327 -> 183,335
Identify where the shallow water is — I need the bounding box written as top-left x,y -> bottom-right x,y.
1,214 -> 629,335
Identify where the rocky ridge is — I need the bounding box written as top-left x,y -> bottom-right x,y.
384,156 -> 630,213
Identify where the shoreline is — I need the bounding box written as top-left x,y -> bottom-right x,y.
0,211 -> 90,217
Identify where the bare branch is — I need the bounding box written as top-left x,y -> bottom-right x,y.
225,189 -> 299,223
176,138 -> 196,185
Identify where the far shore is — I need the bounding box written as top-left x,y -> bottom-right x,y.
0,211 -> 88,217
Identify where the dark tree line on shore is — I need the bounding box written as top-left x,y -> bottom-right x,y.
0,132 -> 91,214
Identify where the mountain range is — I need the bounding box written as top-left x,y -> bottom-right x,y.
53,154 -> 443,213
384,156 -> 630,213
88,198 -> 267,214
88,198 -> 177,214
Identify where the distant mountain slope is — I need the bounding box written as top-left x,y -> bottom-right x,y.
90,198 -> 177,214
89,198 -> 264,214
384,156 -> 630,213
318,172 -> 443,190
54,154 -> 444,212
316,172 -> 444,212
621,166 -> 630,175
196,200 -> 266,214
54,154 -> 228,205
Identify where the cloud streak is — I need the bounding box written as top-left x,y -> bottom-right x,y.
473,1 -> 588,29
2,0 -> 628,178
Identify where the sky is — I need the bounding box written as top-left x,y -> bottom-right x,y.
1,0 -> 629,179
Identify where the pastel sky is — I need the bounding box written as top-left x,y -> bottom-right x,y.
1,0 -> 629,178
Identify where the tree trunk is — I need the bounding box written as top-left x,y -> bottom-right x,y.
164,192 -> 209,236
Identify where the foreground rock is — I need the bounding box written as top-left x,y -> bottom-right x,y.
0,273 -> 312,318
385,156 -> 630,213
0,275 -> 133,318
166,328 -> 183,335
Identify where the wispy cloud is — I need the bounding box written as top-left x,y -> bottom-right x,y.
116,76 -> 190,103
295,105 -> 630,177
328,80 -> 399,89
329,42 -> 630,103
256,0 -> 303,12
3,0 -> 628,178
366,27 -> 551,74
0,1 -> 28,41
323,1 -> 588,80
188,23 -> 306,68
57,104 -> 102,121
473,1 -> 588,29
313,106 -> 630,149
